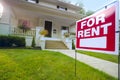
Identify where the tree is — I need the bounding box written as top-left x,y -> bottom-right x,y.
86,10 -> 94,16
75,0 -> 84,7
79,8 -> 85,15
59,0 -> 86,15
74,1 -> 85,15
32,37 -> 35,47
73,1 -> 94,17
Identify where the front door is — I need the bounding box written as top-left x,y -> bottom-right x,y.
45,21 -> 52,37
61,26 -> 69,38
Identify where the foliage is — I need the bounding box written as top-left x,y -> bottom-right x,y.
86,10 -> 94,16
39,30 -> 48,36
77,50 -> 118,63
79,8 -> 85,15
32,37 -> 35,47
0,49 -> 117,80
18,20 -> 30,32
70,32 -> 75,35
18,25 -> 30,32
64,32 -> 70,38
72,40 -> 75,49
0,35 -> 25,47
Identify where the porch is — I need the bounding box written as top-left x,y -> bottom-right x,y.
10,27 -> 72,49
0,0 -> 80,49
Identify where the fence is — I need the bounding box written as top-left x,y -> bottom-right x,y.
11,27 -> 36,36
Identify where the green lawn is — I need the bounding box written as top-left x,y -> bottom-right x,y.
0,49 -> 117,80
77,50 -> 118,63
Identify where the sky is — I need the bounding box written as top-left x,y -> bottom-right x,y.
68,0 -> 119,11
68,0 -> 120,18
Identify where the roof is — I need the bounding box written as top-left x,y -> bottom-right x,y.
1,0 -> 83,26
39,0 -> 82,11
2,0 -> 83,19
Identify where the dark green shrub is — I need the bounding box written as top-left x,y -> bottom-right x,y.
32,37 -> 35,47
0,35 -> 25,47
72,40 -> 75,50
12,36 -> 25,47
0,36 -> 11,47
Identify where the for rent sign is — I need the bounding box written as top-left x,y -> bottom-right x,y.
76,2 -> 119,54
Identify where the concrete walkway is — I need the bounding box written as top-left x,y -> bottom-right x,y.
48,50 -> 118,78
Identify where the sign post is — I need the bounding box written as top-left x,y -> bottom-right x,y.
76,1 -> 119,54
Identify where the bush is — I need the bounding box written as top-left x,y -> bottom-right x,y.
72,40 -> 75,49
0,35 -> 25,47
64,32 -> 70,38
39,30 -> 48,36
32,37 -> 35,47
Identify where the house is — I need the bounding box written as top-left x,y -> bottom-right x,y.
0,0 -> 83,49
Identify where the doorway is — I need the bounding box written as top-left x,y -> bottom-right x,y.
61,26 -> 69,38
45,21 -> 52,37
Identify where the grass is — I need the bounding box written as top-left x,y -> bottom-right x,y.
0,49 -> 117,80
77,50 -> 118,63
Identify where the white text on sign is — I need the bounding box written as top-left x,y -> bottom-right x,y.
77,14 -> 112,38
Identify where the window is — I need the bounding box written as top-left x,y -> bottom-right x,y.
61,26 -> 69,30
57,5 -> 67,11
26,0 -> 39,3
53,29 -> 56,34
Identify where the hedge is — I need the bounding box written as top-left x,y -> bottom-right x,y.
72,40 -> 75,49
0,35 -> 25,47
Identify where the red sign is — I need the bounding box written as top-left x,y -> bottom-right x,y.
76,4 -> 116,52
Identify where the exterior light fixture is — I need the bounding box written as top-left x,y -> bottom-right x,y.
0,3 -> 3,18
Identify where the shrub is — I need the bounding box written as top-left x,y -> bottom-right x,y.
18,25 -> 30,32
72,40 -> 75,49
64,32 -> 70,38
0,35 -> 25,47
18,20 -> 31,32
32,37 -> 35,47
0,36 -> 11,47
39,30 -> 48,36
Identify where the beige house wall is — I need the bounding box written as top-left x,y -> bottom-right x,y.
69,25 -> 75,33
38,18 -> 44,27
10,11 -> 18,28
0,3 -> 10,24
36,18 -> 69,38
52,21 -> 61,38
0,3 -> 11,35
